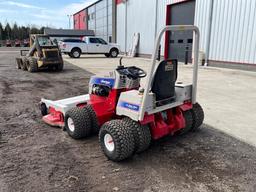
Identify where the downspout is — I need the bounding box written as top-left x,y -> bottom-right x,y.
204,0 -> 214,66
124,0 -> 128,55
154,0 -> 158,38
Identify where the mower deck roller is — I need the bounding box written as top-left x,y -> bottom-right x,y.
40,25 -> 204,161
16,34 -> 64,72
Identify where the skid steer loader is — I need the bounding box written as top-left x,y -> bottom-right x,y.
16,34 -> 63,72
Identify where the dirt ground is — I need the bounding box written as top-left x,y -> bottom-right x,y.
0,48 -> 256,192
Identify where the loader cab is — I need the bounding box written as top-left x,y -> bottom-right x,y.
30,35 -> 58,48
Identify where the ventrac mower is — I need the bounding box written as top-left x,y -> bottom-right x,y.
40,25 -> 204,161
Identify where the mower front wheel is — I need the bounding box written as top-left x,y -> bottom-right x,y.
123,118 -> 151,153
99,120 -> 135,161
84,105 -> 99,134
65,107 -> 92,139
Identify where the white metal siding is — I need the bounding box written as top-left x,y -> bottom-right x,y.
88,0 -> 113,42
117,0 -> 256,64
208,0 -> 256,64
117,0 -> 156,54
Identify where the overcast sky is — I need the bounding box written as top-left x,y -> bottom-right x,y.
0,0 -> 97,28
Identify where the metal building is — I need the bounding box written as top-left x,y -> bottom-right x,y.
73,0 -> 116,43
116,0 -> 256,69
74,0 -> 256,69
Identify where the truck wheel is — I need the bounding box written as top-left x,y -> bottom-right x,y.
84,105 -> 99,134
109,48 -> 118,58
123,118 -> 151,153
21,57 -> 28,71
191,103 -> 204,131
104,53 -> 110,58
178,110 -> 193,135
99,120 -> 135,161
65,107 -> 92,139
71,48 -> 81,58
27,57 -> 38,72
68,53 -> 74,58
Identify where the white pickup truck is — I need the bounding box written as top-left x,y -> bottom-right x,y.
59,37 -> 120,58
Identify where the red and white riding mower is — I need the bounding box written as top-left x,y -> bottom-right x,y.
40,25 -> 204,161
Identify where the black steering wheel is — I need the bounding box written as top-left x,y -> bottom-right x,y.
125,66 -> 147,79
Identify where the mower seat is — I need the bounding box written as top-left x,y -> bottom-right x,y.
151,59 -> 178,105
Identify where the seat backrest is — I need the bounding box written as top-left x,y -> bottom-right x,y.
151,59 -> 178,101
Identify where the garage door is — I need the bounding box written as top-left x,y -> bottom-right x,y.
168,0 -> 195,63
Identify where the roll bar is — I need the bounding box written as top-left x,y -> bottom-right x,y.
139,25 -> 200,121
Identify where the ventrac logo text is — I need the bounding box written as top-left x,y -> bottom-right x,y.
91,78 -> 115,87
120,102 -> 140,111
100,80 -> 111,85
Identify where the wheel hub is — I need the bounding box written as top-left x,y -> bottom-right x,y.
104,133 -> 115,152
73,51 -> 79,57
111,51 -> 117,57
67,117 -> 75,132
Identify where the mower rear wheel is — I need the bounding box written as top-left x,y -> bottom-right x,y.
27,57 -> 38,72
21,57 -> 28,71
178,110 -> 193,135
99,120 -> 135,161
191,103 -> 204,131
84,105 -> 99,134
65,107 -> 92,139
123,118 -> 151,153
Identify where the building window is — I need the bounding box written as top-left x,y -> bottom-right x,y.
88,12 -> 95,20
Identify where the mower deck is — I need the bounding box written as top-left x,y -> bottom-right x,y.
41,94 -> 90,115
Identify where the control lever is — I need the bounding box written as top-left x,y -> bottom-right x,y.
117,57 -> 124,69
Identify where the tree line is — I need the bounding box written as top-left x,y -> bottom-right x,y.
0,22 -> 45,40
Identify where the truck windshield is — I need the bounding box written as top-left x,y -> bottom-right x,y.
38,36 -> 55,46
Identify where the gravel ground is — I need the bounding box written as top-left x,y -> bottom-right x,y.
0,49 -> 256,192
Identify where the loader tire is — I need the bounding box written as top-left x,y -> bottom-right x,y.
191,103 -> 204,131
16,59 -> 21,69
21,57 -> 28,71
123,118 -> 151,153
178,110 -> 193,135
27,57 -> 38,72
65,107 -> 92,139
99,120 -> 135,161
84,105 -> 99,134
56,62 -> 64,71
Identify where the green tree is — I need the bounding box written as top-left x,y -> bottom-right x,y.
12,23 -> 19,39
0,22 -> 4,40
4,23 -> 11,40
